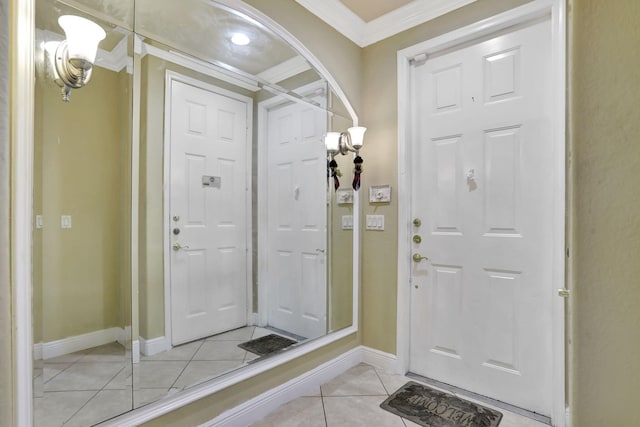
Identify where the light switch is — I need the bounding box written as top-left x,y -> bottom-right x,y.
35,215 -> 43,229
365,214 -> 384,231
61,215 -> 72,229
342,215 -> 353,230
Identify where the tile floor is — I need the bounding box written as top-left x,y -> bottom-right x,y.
250,363 -> 550,427
33,326 -> 281,427
34,333 -> 549,427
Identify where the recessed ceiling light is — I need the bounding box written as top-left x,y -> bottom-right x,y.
231,33 -> 250,46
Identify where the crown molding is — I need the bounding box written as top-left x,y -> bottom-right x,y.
257,55 -> 312,84
295,0 -> 367,46
296,0 -> 478,47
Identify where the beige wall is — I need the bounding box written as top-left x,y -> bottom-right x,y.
33,66 -> 132,342
569,0 -> 640,425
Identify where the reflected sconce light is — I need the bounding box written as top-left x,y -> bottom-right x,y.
325,126 -> 366,191
52,15 -> 106,102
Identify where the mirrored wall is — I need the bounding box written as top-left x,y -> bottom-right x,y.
33,0 -> 357,425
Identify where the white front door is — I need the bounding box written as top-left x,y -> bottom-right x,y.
169,78 -> 249,346
409,19 -> 554,415
265,97 -> 327,339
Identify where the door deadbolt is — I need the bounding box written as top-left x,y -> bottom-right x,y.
173,228 -> 180,235
413,235 -> 422,244
413,218 -> 422,227
173,215 -> 180,222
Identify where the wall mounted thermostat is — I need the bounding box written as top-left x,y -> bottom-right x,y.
336,188 -> 354,204
369,185 -> 391,203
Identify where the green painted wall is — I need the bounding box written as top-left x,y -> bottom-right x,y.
33,66 -> 132,343
569,0 -> 640,425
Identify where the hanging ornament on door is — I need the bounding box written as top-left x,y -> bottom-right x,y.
352,155 -> 363,191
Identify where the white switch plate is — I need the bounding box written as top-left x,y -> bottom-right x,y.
35,215 -> 43,229
369,185 -> 391,203
365,214 -> 384,230
341,215 -> 353,230
61,215 -> 72,229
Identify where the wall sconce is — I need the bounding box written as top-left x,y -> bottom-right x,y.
325,126 -> 366,191
53,15 -> 106,102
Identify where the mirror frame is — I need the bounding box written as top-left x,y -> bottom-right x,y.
12,0 -> 360,425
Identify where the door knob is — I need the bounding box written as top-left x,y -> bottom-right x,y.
173,243 -> 190,251
413,253 -> 429,263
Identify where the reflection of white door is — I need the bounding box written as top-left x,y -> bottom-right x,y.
409,19 -> 553,415
265,97 -> 327,339
168,77 -> 250,346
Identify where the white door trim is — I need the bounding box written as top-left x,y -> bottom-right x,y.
163,70 -> 254,348
10,0 -> 35,425
396,1 -> 566,425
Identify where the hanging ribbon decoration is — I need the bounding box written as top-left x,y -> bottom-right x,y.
352,155 -> 363,191
329,158 -> 341,191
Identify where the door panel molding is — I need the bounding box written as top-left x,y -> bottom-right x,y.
397,0 -> 566,425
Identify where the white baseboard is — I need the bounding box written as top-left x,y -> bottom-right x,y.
33,343 -> 42,360
117,326 -> 132,347
39,327 -> 124,360
202,346 -> 363,427
139,335 -> 171,357
132,340 -> 140,364
361,346 -> 400,374
247,313 -> 259,326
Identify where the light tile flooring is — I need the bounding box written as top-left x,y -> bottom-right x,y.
33,326 -> 283,427
250,363 -> 550,427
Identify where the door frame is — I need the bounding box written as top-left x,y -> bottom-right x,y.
256,80 -> 329,329
396,0 -> 567,425
163,70 -> 254,349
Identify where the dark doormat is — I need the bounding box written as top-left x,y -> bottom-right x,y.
380,381 -> 502,427
238,334 -> 296,356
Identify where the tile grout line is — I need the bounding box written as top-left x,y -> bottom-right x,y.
319,384 -> 328,427
167,338 -> 206,390
64,351 -> 131,425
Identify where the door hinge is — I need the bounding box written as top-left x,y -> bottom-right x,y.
558,288 -> 570,298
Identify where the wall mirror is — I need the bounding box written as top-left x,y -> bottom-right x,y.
32,0 -> 358,425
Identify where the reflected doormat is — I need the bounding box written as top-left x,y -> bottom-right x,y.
380,381 -> 502,427
238,334 -> 296,356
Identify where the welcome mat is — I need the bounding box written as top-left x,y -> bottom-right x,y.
380,381 -> 502,427
238,334 -> 296,356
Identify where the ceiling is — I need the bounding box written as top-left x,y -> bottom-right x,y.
296,0 -> 478,47
340,0 -> 414,23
